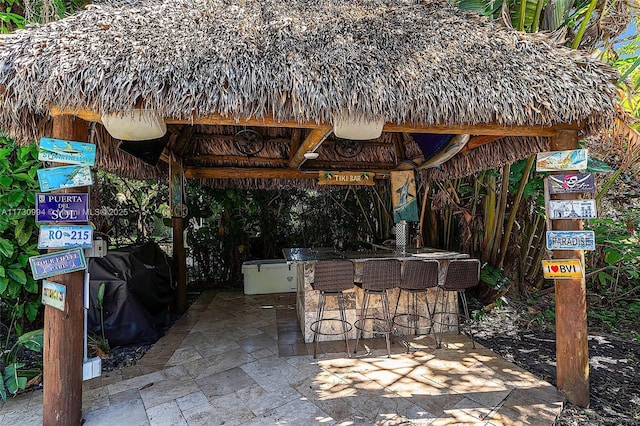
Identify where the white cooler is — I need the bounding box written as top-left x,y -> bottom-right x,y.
241,259 -> 297,294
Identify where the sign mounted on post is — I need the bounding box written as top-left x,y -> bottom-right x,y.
29,248 -> 87,280
38,138 -> 96,166
318,171 -> 375,186
536,149 -> 588,172
546,230 -> 596,251
38,225 -> 93,249
548,200 -> 597,220
548,173 -> 595,194
37,165 -> 93,192
35,193 -> 89,223
42,280 -> 66,311
542,259 -> 584,279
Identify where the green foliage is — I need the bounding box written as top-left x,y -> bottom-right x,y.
0,139 -> 41,325
89,282 -> 109,355
92,171 -> 170,247
185,183 -> 386,287
0,327 -> 43,401
0,0 -> 88,33
480,263 -> 510,292
582,213 -> 640,336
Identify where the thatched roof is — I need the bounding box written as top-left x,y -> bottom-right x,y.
0,0 -> 619,186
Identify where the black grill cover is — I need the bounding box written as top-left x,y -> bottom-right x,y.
87,242 -> 175,346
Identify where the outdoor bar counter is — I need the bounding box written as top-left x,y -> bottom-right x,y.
283,247 -> 470,343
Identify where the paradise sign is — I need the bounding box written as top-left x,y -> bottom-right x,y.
546,230 -> 596,251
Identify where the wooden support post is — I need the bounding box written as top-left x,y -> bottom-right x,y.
43,116 -> 88,426
551,129 -> 590,407
172,216 -> 187,313
170,155 -> 188,313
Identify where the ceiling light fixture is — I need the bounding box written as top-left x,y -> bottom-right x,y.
303,151 -> 320,160
333,115 -> 384,140
101,109 -> 167,141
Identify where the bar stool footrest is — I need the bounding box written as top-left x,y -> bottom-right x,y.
392,313 -> 432,331
353,317 -> 392,334
310,319 -> 353,336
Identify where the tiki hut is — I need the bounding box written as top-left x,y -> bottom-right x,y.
0,0 -> 619,188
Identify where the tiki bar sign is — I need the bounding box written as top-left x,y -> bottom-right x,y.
318,171 -> 375,186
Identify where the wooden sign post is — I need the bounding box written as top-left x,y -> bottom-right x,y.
170,154 -> 188,314
550,130 -> 590,408
42,116 -> 88,426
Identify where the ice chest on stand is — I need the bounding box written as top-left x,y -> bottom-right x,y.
241,260 -> 297,294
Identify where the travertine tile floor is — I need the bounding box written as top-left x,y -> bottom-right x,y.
0,291 -> 564,425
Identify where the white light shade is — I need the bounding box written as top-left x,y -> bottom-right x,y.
303,152 -> 319,160
101,109 -> 167,141
333,116 -> 384,140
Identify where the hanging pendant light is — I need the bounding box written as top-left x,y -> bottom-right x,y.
333,115 -> 384,140
101,109 -> 167,141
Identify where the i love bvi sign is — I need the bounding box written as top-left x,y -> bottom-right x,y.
542,259 -> 583,279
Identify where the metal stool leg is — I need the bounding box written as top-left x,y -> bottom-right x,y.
337,292 -> 351,357
354,290 -> 369,354
381,290 -> 392,357
313,292 -> 326,359
459,290 -> 476,349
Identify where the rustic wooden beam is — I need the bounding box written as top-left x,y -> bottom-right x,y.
551,129 -> 589,408
289,128 -> 303,161
186,167 -> 317,179
169,156 -> 188,314
289,127 -> 333,169
172,125 -> 194,157
192,134 -> 291,145
44,116 -> 88,426
51,107 -> 583,136
392,133 -> 406,165
185,167 -> 391,179
187,154 -> 289,165
304,160 -> 393,169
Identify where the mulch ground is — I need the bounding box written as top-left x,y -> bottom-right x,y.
472,299 -> 640,425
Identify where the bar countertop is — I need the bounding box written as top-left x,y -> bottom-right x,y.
282,247 -> 469,262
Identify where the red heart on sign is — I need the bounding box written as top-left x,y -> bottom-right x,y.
551,265 -> 559,272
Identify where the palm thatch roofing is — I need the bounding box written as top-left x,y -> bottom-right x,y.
0,0 -> 619,187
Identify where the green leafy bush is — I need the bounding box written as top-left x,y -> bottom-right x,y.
0,139 -> 43,400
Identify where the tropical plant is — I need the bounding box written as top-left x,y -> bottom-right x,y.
0,0 -> 89,33
0,327 -> 43,401
88,282 -> 109,358
0,139 -> 41,329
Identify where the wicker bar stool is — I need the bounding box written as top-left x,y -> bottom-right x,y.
392,260 -> 439,352
353,259 -> 401,357
310,259 -> 355,359
432,259 -> 481,349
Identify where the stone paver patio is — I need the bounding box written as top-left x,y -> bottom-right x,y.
0,291 -> 564,425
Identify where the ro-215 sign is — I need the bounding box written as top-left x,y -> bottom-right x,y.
38,225 -> 93,249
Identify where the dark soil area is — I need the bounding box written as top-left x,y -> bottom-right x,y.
472,298 -> 640,425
